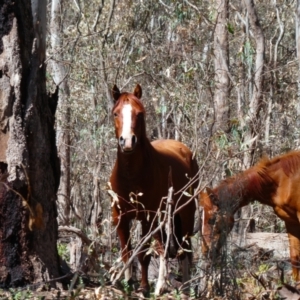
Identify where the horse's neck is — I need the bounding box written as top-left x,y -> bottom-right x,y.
220,179 -> 257,213
229,188 -> 253,214
117,138 -> 153,179
236,192 -> 253,210
230,174 -> 275,212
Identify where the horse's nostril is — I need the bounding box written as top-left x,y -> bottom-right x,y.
132,135 -> 137,145
119,136 -> 125,147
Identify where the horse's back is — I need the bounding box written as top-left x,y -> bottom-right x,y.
151,139 -> 197,174
269,153 -> 300,214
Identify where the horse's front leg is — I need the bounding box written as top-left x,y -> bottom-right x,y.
285,221 -> 300,282
113,210 -> 133,284
178,237 -> 192,294
137,220 -> 152,293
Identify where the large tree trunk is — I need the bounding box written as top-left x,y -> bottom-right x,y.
213,0 -> 230,134
0,0 -> 61,287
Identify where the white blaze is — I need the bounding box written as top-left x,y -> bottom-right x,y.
121,104 -> 132,141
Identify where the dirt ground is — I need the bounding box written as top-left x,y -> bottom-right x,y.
1,232 -> 299,299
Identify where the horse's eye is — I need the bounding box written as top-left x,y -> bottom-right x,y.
113,112 -> 118,118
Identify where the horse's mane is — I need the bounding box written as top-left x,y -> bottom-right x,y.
215,151 -> 300,210
267,150 -> 300,176
216,157 -> 271,204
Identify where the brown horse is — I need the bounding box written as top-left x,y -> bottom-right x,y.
200,150 -> 300,281
109,84 -> 199,295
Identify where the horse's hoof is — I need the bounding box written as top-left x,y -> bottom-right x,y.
111,280 -> 123,291
131,290 -> 147,299
136,286 -> 150,297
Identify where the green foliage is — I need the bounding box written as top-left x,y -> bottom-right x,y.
189,287 -> 197,299
174,2 -> 191,23
8,288 -> 32,300
57,242 -> 70,262
215,132 -> 229,150
121,279 -> 133,295
227,22 -> 235,34
258,263 -> 270,274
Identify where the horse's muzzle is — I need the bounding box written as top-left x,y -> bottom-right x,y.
119,135 -> 137,152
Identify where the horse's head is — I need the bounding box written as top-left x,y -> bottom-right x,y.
111,84 -> 146,153
200,187 -> 234,258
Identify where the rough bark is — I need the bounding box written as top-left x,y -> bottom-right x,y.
213,0 -> 230,134
50,0 -> 71,225
0,0 -> 60,287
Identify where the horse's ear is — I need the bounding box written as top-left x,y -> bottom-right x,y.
133,84 -> 142,99
206,187 -> 220,208
112,85 -> 121,102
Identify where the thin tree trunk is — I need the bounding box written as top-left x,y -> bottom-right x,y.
238,0 -> 265,245
0,0 -> 60,286
90,85 -> 102,236
266,6 -> 284,146
88,0 -> 116,235
50,0 -> 71,225
213,0 -> 230,134
243,0 -> 265,166
296,0 -> 300,129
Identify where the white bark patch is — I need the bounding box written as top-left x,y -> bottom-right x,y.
155,254 -> 167,296
202,209 -> 205,237
124,263 -> 132,282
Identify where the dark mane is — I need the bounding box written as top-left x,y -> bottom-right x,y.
215,156 -> 275,210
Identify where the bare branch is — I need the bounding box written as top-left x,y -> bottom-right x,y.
58,225 -> 92,245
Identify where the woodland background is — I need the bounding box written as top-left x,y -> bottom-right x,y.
53,0 -> 299,236
1,0 -> 300,299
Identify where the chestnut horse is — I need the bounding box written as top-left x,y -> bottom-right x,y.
109,84 -> 199,295
200,150 -> 300,281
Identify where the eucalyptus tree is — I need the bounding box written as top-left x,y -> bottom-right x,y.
50,0 -> 71,226
0,0 -> 60,287
213,0 -> 230,134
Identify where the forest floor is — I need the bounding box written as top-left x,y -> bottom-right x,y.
0,232 -> 299,299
